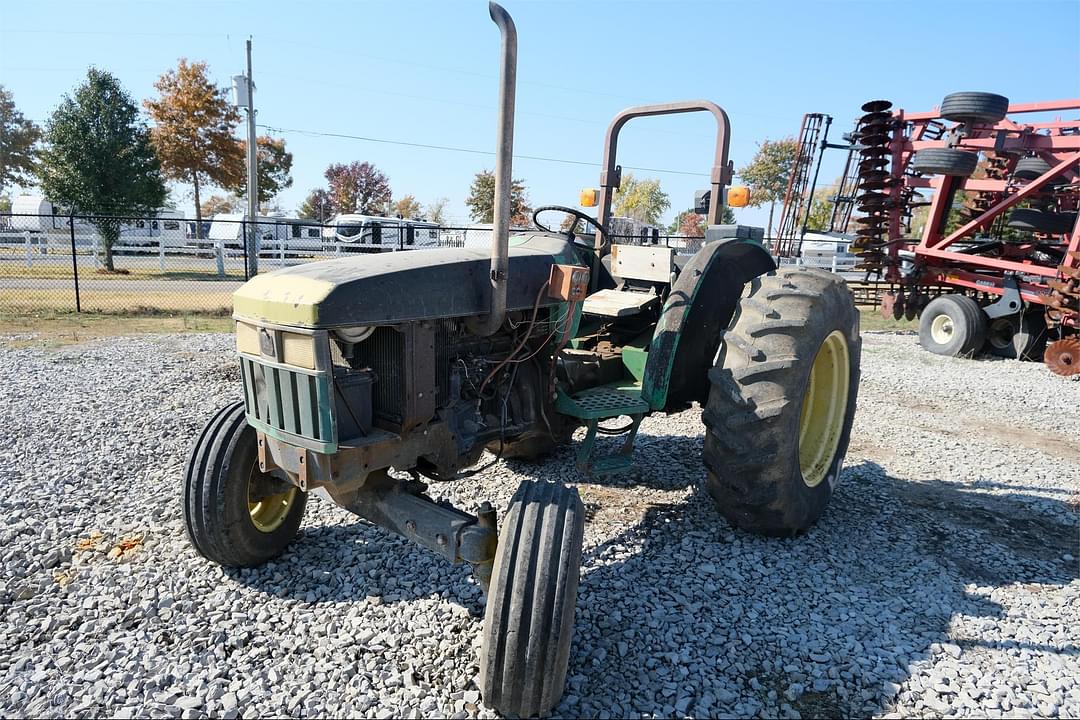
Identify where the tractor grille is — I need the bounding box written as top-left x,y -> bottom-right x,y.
240,356 -> 334,447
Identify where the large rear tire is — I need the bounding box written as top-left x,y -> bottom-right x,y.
702,267 -> 861,536
479,480 -> 585,717
183,401 -> 307,567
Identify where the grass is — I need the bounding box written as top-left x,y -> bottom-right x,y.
0,261 -> 246,281
2,289 -> 234,313
0,310 -> 233,348
859,307 -> 918,333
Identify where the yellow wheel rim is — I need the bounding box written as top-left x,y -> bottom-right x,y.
247,467 -> 298,533
798,330 -> 851,488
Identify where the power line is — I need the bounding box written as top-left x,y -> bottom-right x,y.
257,124 -> 710,178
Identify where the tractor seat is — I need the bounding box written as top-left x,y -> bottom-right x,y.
582,289 -> 659,317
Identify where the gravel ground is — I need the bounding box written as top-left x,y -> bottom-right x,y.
1,330 -> 1077,718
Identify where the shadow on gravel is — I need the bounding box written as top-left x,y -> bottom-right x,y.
223,516 -> 485,612
565,429 -> 1079,718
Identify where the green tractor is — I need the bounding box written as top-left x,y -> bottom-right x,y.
182,4 -> 861,715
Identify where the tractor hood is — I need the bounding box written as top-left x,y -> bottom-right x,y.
232,233 -> 577,328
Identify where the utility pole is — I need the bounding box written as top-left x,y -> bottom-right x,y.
244,38 -> 259,275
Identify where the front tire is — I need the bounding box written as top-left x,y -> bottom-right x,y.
479,480 -> 585,717
183,401 -> 307,568
703,267 -> 861,536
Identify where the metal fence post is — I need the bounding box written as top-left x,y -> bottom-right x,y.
69,213 -> 81,313
242,219 -> 249,279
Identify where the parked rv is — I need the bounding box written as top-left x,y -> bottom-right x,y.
8,195 -> 184,246
323,214 -> 440,252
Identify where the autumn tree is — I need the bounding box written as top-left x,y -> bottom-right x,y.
668,205 -> 735,236
235,135 -> 292,206
298,188 -> 334,221
201,194 -> 238,217
426,197 -> 449,225
465,169 -> 530,225
144,59 -> 244,239
38,69 -> 166,271
392,194 -> 423,219
325,161 -> 391,215
738,137 -> 798,240
803,181 -> 841,233
0,86 -> 41,193
612,172 -> 669,224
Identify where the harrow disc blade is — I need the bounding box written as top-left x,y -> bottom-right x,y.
861,99 -> 893,113
1045,337 -> 1080,376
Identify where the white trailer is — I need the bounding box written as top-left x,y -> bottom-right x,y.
323,214 -> 441,252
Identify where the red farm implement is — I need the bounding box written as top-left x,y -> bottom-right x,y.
779,93 -> 1080,375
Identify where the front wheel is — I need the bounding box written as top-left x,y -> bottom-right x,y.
479,479 -> 585,717
702,267 -> 861,536
183,401 -> 307,567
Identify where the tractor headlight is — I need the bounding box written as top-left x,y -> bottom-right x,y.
236,321 -> 261,356
280,331 -> 316,369
236,321 -> 317,370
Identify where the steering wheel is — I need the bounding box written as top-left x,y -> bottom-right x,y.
532,205 -> 609,250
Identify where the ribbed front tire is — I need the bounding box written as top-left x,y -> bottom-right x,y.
479,479 -> 585,717
702,267 -> 861,536
183,401 -> 307,568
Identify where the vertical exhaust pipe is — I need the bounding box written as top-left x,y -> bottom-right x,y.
471,1 -> 517,337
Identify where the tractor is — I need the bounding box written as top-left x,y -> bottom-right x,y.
182,4 -> 862,716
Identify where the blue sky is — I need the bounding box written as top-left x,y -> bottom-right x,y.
2,0 -> 1078,228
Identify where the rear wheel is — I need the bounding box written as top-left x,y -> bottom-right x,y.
479,479 -> 585,717
919,294 -> 987,357
183,401 -> 307,567
702,267 -> 861,536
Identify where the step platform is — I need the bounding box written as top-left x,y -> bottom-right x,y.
556,386 -> 649,474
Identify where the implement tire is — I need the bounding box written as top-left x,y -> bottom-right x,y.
183,401 -> 307,568
479,479 -> 585,717
918,294 -> 987,358
703,267 -> 861,536
939,91 -> 1010,124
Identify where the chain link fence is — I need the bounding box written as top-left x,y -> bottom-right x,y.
0,213 -> 708,315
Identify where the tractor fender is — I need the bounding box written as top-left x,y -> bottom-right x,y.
642,239 -> 776,412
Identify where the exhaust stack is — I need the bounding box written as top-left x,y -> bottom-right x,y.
471,1 -> 517,337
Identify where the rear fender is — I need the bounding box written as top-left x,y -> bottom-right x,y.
642,240 -> 775,411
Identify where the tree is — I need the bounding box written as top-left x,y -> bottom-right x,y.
392,194 -> 423,219
0,195 -> 11,213
0,86 -> 41,193
201,194 -> 238,217
612,172 -> 669,224
427,197 -> 449,225
738,137 -> 799,239
325,161 -> 391,215
465,170 -> 530,225
144,59 -> 244,240
38,69 -> 166,271
298,188 -> 334,221
668,205 -> 735,235
235,135 -> 293,206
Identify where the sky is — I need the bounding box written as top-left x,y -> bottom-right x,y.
2,0 -> 1079,229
